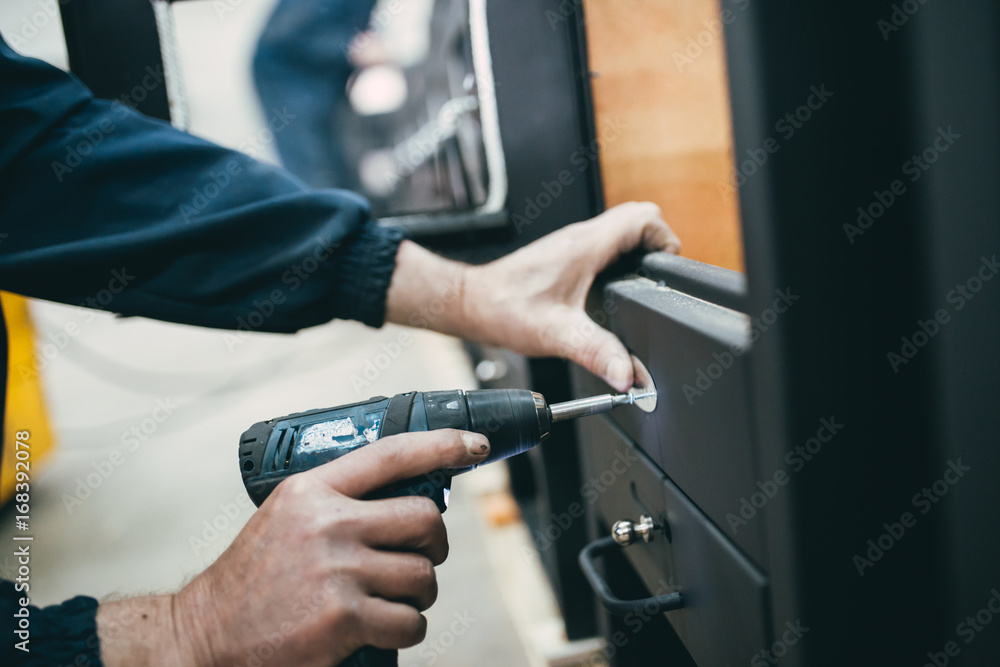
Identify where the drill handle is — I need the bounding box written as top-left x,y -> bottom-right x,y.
341,647 -> 397,667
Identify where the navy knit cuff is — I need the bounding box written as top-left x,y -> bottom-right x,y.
2,580 -> 102,666
331,220 -> 407,328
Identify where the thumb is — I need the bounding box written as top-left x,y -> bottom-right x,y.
561,311 -> 635,392
308,429 -> 490,499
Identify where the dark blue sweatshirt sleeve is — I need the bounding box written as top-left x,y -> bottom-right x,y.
0,35 -> 405,332
1,579 -> 101,666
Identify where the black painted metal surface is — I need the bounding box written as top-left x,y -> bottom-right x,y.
724,1 -> 1000,664
574,276 -> 766,566
576,411 -> 769,666
642,252 -> 748,314
59,0 -> 172,121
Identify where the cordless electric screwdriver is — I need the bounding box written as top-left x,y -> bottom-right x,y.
237,384 -> 656,667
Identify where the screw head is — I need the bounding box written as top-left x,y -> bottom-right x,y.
612,520 -> 636,546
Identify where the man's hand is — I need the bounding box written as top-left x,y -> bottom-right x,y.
96,429 -> 491,667
386,202 -> 680,391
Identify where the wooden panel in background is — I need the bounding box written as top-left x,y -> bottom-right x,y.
582,0 -> 744,272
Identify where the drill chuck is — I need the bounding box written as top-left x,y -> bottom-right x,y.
464,389 -> 551,464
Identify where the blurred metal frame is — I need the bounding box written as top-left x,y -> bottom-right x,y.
59,0 -> 173,122
57,0 -> 604,261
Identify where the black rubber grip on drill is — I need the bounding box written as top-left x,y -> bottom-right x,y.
381,392 -> 416,437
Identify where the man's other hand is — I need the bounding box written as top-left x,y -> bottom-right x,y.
386,201 -> 680,392
462,202 -> 680,391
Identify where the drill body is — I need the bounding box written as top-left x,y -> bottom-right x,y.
239,389 -> 551,510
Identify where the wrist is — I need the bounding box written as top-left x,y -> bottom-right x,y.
172,575 -> 228,667
386,240 -> 478,339
455,261 -> 495,344
97,592 -> 211,667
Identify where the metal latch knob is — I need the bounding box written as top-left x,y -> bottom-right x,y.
611,515 -> 657,546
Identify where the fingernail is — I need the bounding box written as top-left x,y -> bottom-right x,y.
665,241 -> 681,255
604,357 -> 632,392
462,432 -> 490,458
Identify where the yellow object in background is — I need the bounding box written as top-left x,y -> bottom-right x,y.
0,293 -> 55,505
